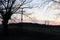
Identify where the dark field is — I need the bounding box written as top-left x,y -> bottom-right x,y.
0,23 -> 60,40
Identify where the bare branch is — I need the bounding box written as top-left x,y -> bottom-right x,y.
52,0 -> 60,3
23,14 -> 32,20
23,0 -> 32,5
11,0 -> 26,14
7,0 -> 10,8
1,1 -> 6,9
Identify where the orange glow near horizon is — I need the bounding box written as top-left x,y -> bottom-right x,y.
8,0 -> 60,25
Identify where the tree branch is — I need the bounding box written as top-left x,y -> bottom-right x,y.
11,0 -> 26,14
23,0 -> 32,5
1,1 -> 6,9
23,14 -> 32,20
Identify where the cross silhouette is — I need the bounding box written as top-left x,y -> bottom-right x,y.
20,7 -> 32,22
20,8 -> 25,22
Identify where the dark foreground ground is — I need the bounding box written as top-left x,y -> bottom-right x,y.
0,23 -> 60,40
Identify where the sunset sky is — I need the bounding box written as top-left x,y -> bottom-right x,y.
9,0 -> 60,25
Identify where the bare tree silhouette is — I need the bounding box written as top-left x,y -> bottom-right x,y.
0,0 -> 33,34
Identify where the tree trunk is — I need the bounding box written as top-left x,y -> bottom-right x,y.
2,18 -> 9,35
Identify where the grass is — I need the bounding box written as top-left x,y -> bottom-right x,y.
0,23 -> 60,40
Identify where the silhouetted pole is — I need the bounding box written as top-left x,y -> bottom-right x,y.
21,8 -> 23,22
45,20 -> 49,25
45,21 -> 46,25
21,8 -> 25,22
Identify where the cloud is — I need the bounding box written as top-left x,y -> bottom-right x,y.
8,0 -> 60,25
